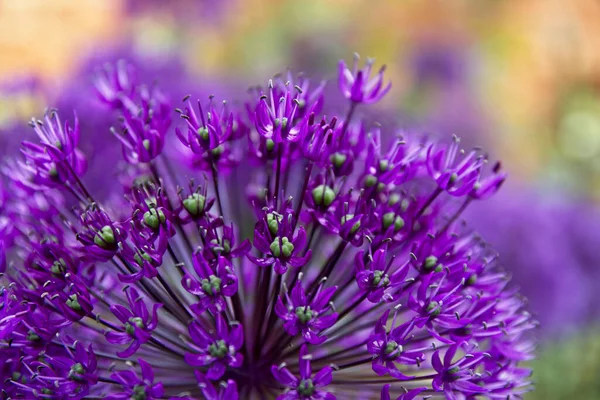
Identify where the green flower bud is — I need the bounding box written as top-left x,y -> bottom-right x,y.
341,214 -> 361,234
382,212 -> 395,229
94,225 -> 116,248
201,275 -> 222,295
449,172 -> 458,184
379,159 -> 389,172
330,152 -> 347,168
466,274 -> 477,286
130,316 -> 145,329
27,330 -> 41,342
426,301 -> 441,317
131,385 -> 147,400
401,199 -> 410,212
311,185 -> 336,207
267,213 -> 283,236
448,366 -> 461,375
270,237 -> 294,258
423,255 -> 438,271
297,379 -> 315,396
388,193 -> 401,206
384,340 -> 400,355
208,340 -> 228,358
48,166 -> 59,179
66,294 -> 82,311
211,145 -> 224,157
51,258 -> 67,276
394,216 -> 405,231
372,270 -> 390,287
274,117 -> 288,129
134,251 -> 152,266
183,193 -> 206,217
197,127 -> 209,140
295,306 -> 314,324
266,139 -> 275,152
143,208 -> 166,229
210,239 -> 231,255
364,174 -> 378,187
69,363 -> 85,381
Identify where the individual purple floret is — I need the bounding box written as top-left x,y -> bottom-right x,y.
184,313 -> 243,379
248,206 -> 312,274
195,371 -> 239,400
275,280 -> 338,344
368,309 -> 424,380
182,252 -> 238,314
106,359 -> 164,400
21,110 -> 87,189
106,287 -> 162,357
431,341 -> 488,399
271,344 -> 335,400
338,53 -> 391,104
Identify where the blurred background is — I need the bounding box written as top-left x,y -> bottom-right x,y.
2,0 -> 600,397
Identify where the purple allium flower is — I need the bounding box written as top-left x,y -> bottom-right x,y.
0,54 -> 535,399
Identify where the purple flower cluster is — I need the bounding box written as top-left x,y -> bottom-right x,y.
0,54 -> 535,399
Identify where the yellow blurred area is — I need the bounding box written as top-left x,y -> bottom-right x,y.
2,0 -> 600,191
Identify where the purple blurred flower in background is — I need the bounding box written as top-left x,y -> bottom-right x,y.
0,52 -> 536,399
467,186 -> 600,338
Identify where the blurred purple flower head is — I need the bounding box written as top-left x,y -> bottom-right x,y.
467,186 -> 600,338
0,53 -> 535,399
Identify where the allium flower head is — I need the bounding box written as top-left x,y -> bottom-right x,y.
0,53 -> 535,399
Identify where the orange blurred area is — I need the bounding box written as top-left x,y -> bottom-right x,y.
0,0 -> 123,81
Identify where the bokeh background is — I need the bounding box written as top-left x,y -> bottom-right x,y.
2,1 -> 600,398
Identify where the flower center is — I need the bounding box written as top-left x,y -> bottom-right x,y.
126,317 -> 145,335
94,225 -> 116,248
384,340 -> 402,357
69,363 -> 85,381
183,193 -> 206,217
270,237 -> 294,258
295,306 -> 314,324
329,152 -> 347,168
197,127 -> 209,141
312,185 -> 336,207
50,258 -> 67,276
27,329 -> 41,342
201,275 -> 222,295
143,208 -> 166,229
210,239 -> 231,255
66,294 -> 82,311
297,379 -> 315,396
274,117 -> 288,129
372,270 -> 390,287
382,212 -> 404,231
423,255 -> 443,272
131,384 -> 147,400
426,301 -> 441,318
341,214 -> 361,234
209,339 -> 228,358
